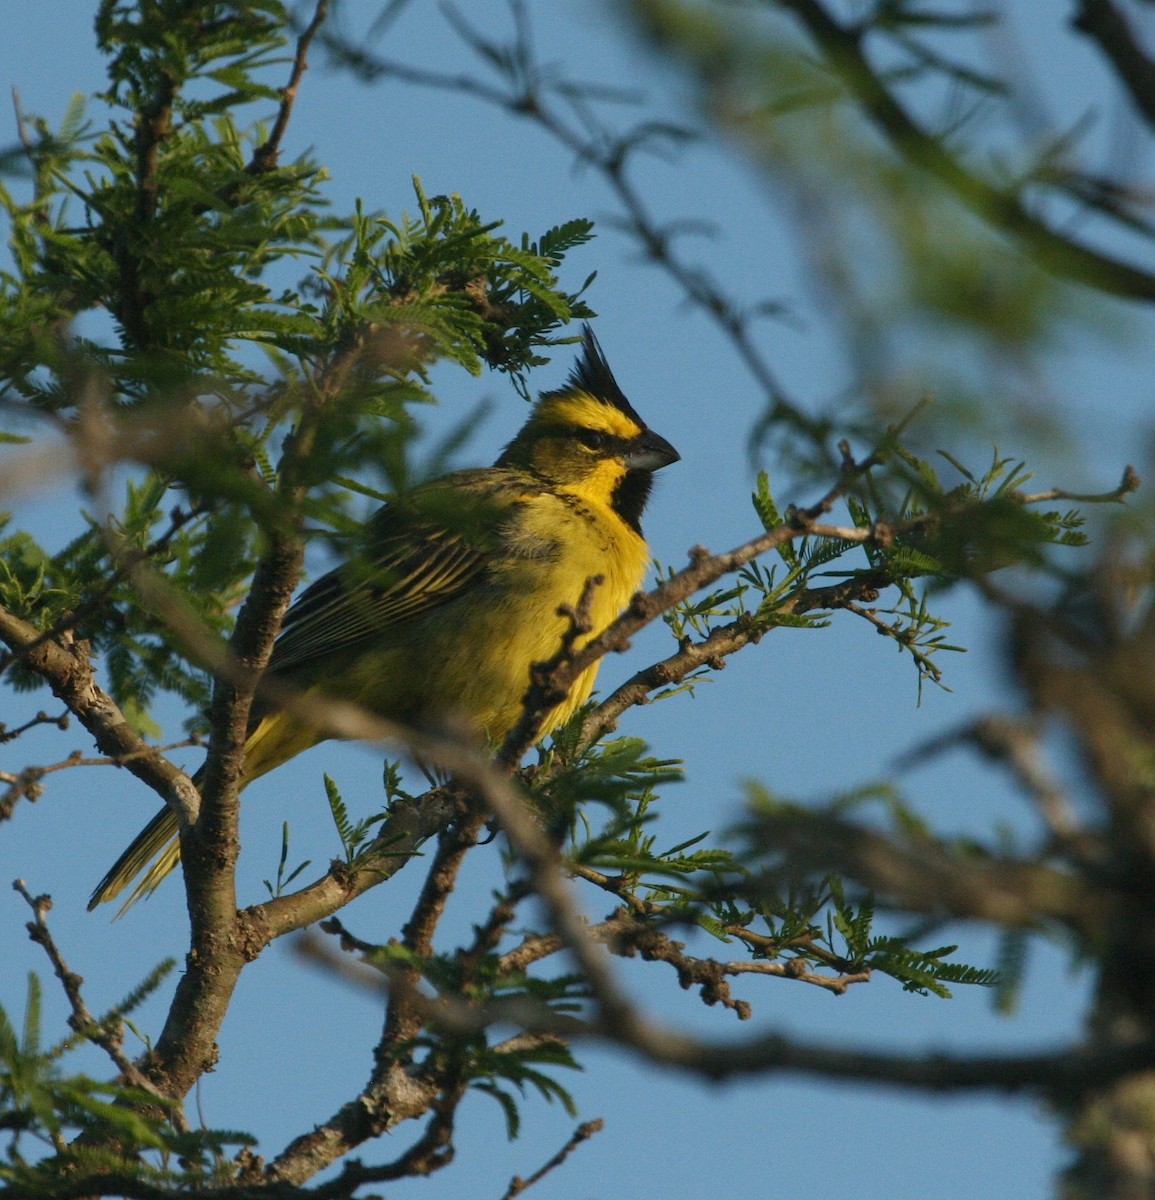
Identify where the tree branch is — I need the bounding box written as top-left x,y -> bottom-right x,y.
1072,0 -> 1155,134
775,0 -> 1155,300
501,1119 -> 605,1200
0,604 -> 200,823
14,881 -> 177,1111
311,5 -> 823,443
739,805 -> 1112,940
248,0 -> 329,174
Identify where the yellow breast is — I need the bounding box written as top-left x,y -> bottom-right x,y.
461,486 -> 650,738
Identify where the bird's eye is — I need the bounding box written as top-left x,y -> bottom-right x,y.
578,429 -> 609,451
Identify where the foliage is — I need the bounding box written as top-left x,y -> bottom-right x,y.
0,0 -> 595,730
0,967 -> 256,1192
2,2 -> 1153,1198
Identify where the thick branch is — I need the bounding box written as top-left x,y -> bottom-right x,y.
239,787 -> 460,950
605,1021 -> 1155,1096
0,605 -> 199,821
137,530 -> 304,1101
299,921 -> 1155,1101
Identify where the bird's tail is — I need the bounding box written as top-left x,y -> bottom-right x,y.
86,801 -> 184,916
87,708 -> 326,915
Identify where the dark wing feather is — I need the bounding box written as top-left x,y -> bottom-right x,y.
267,490 -> 494,677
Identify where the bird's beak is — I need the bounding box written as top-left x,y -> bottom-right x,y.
625,429 -> 680,472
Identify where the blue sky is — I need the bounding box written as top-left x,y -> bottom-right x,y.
3,2 -> 1154,1197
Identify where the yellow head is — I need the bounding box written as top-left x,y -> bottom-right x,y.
496,326 -> 680,529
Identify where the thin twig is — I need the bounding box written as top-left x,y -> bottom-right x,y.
13,881 -> 181,1116
500,1119 -> 605,1200
1016,465 -> 1140,506
286,914 -> 1155,1104
1072,0 -> 1155,134
249,0 -> 330,173
0,738 -> 200,824
896,714 -> 1082,843
774,0 -> 1155,300
0,708 -> 70,743
313,7 -> 818,441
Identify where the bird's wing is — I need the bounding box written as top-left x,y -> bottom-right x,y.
266,478 -> 505,676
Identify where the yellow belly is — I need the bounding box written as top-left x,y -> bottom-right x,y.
241,490 -> 649,785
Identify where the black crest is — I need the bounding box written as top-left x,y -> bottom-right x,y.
557,325 -> 646,428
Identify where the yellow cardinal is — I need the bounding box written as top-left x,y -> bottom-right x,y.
90,326 -> 679,912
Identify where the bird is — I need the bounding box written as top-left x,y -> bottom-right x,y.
89,325 -> 679,912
